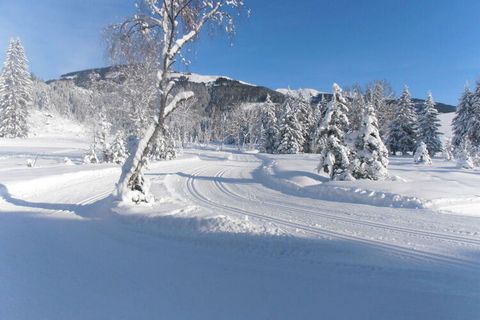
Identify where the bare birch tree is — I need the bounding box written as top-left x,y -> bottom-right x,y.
108,0 -> 246,203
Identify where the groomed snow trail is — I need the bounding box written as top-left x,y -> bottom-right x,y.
1,148 -> 479,320
163,151 -> 480,267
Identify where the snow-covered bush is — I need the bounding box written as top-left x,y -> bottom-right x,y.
316,83 -> 353,180
413,142 -> 432,165
64,157 -> 75,166
352,103 -> 389,180
456,140 -> 474,169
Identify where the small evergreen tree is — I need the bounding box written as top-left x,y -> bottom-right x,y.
276,102 -> 304,154
352,103 -> 389,180
386,86 -> 417,155
417,92 -> 442,156
259,95 -> 279,153
0,38 -> 32,138
414,141 -> 432,165
105,131 -> 128,164
316,83 -> 353,180
148,126 -> 176,161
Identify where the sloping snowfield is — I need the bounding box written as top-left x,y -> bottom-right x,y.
1,112 -> 479,319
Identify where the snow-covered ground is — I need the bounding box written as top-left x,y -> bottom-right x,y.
1,112 -> 479,320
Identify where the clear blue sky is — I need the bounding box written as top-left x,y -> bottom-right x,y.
1,0 -> 479,105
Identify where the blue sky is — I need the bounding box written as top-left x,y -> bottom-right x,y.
1,0 -> 479,105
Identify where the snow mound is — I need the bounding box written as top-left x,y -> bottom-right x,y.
112,203 -> 291,254
256,156 -> 426,209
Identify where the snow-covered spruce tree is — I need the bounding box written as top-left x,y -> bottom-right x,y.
417,92 -> 442,156
148,126 -> 176,161
386,86 -> 417,155
316,83 -> 353,180
352,103 -> 389,180
105,131 -> 129,164
414,141 -> 432,165
276,102 -> 304,154
109,0 -> 245,203
0,38 -> 32,138
451,85 -> 473,154
259,94 -> 279,153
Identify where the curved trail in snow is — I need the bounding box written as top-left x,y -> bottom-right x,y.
160,151 -> 480,269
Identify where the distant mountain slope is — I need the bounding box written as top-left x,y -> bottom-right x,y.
50,66 -> 456,114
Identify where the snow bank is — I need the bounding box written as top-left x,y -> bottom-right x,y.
112,198 -> 292,255
255,155 -> 426,209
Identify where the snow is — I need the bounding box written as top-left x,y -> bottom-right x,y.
439,112 -> 455,139
170,72 -> 254,86
1,113 -> 480,319
277,88 -> 325,101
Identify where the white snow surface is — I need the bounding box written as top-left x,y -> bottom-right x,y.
277,88 -> 325,101
170,72 -> 254,86
1,114 -> 479,320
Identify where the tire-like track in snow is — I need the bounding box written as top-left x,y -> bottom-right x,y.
182,159 -> 480,270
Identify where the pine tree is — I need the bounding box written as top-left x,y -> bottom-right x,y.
0,38 -> 32,138
414,142 -> 432,165
259,94 -> 279,153
352,103 -> 389,180
417,92 -> 442,156
386,86 -> 417,155
276,102 -> 304,154
452,85 -> 473,154
316,83 -> 353,180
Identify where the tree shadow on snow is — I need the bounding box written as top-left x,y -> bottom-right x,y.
0,183 -> 110,219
